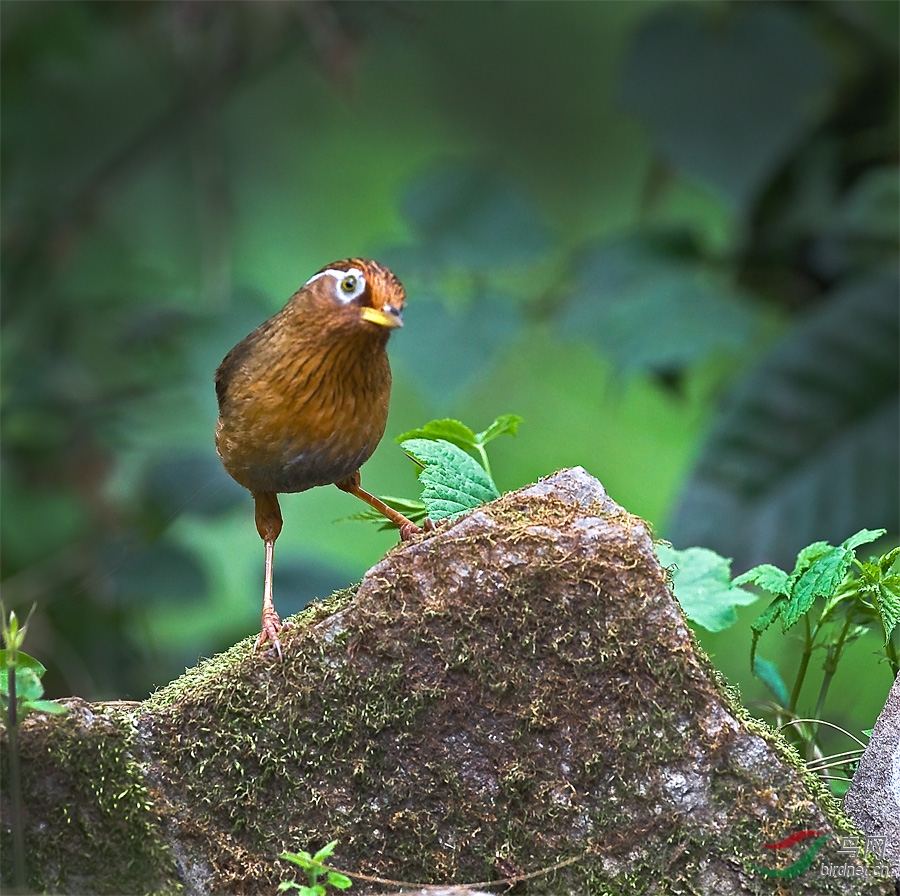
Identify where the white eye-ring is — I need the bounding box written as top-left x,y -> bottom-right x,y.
304,267 -> 366,303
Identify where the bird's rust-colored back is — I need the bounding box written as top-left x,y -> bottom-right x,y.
215,258 -> 406,495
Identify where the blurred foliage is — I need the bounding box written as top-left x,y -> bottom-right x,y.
1,0 -> 896,764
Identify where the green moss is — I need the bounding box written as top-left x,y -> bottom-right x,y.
0,702 -> 179,895
4,477 -> 890,894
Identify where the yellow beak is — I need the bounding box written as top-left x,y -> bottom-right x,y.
360,305 -> 403,329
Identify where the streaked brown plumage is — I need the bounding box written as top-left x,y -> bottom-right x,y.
215,258 -> 421,656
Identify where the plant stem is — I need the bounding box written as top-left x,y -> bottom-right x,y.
8,665 -> 26,891
813,615 -> 853,728
788,615 -> 813,715
476,444 -> 492,480
886,638 -> 899,678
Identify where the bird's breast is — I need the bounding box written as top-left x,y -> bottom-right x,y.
216,328 -> 392,495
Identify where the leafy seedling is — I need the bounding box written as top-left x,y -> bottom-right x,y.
395,413 -> 522,479
400,437 -> 500,522
1,603 -> 68,890
731,529 -> 898,764
279,840 -> 352,895
350,414 -> 521,528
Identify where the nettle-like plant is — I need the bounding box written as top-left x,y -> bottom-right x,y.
279,840 -> 352,895
660,530 -> 899,788
353,414 -> 522,528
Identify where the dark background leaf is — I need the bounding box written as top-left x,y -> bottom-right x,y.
398,162 -> 551,272
669,271 -> 899,571
559,233 -> 763,374
620,4 -> 835,212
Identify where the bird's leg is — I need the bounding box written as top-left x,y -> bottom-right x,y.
335,471 -> 433,541
252,490 -> 291,658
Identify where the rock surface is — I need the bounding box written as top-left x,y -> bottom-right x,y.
1,469 -> 892,894
843,671 -> 900,878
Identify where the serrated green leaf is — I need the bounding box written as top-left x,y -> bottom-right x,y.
732,563 -> 789,596
476,414 -> 523,446
782,547 -> 852,630
751,595 -> 788,635
280,851 -> 313,868
872,575 -> 900,643
789,541 -> 833,582
277,882 -> 301,892
879,546 -> 900,574
752,655 -> 789,706
401,439 -> 500,521
655,545 -> 759,632
394,419 -> 478,453
842,528 -> 886,553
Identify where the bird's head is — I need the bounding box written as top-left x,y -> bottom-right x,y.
294,258 -> 405,335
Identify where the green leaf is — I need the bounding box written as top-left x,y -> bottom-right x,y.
312,841 -> 338,864
752,655 -> 789,706
655,545 -> 760,632
879,546 -> 900,574
280,851 -> 313,869
788,541 -> 833,583
0,666 -> 44,702
872,574 -> 900,643
277,882 -> 301,892
476,414 -> 523,446
326,871 -> 353,890
0,650 -> 46,676
24,699 -> 68,715
732,563 -> 789,596
751,595 -> 788,635
401,439 -> 500,522
395,419 -> 478,453
842,528 -> 886,553
782,546 -> 853,630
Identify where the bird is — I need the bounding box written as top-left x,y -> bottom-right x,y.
214,258 -> 423,657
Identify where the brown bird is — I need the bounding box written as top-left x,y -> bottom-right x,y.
215,258 -> 422,656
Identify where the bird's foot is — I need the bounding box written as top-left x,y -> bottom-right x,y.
254,611 -> 294,660
399,517 -> 438,541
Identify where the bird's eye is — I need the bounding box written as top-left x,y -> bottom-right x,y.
340,275 -> 358,294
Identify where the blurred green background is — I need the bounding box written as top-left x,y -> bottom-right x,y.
2,1 -> 897,757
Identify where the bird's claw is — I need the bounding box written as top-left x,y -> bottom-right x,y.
399,517 -> 439,541
255,612 -> 294,660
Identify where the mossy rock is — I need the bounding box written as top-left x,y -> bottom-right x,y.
0,469 -> 891,894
